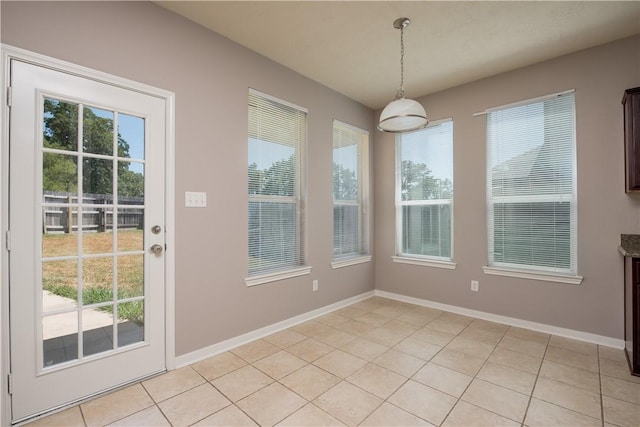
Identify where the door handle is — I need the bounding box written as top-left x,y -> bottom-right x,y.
150,244 -> 163,255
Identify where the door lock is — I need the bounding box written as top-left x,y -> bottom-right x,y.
150,244 -> 163,255
151,225 -> 162,234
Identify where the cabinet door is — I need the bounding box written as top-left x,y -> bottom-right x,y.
624,88 -> 640,192
634,261 -> 640,373
625,258 -> 634,362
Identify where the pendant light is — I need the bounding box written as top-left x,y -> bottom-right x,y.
378,17 -> 428,133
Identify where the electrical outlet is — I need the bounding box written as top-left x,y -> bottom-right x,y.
471,280 -> 479,292
312,280 -> 318,292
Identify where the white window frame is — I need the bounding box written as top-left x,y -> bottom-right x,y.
394,119 -> 455,269
482,91 -> 582,284
246,89 -> 310,286
332,120 -> 371,269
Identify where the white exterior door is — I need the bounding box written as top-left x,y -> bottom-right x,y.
8,59 -> 167,422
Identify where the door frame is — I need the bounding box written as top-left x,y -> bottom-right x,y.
0,44 -> 176,425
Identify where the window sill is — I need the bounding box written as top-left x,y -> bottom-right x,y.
245,266 -> 312,287
331,255 -> 372,269
482,266 -> 583,285
392,256 -> 456,270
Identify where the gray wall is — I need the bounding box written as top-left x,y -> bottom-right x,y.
1,1 -> 375,356
375,35 -> 640,339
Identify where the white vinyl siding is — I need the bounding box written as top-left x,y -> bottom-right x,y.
396,120 -> 454,261
333,120 -> 369,262
486,92 -> 577,276
248,89 -> 307,278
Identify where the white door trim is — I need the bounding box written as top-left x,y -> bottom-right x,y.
0,44 -> 176,425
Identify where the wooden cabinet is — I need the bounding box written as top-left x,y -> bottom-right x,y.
624,256 -> 640,376
623,87 -> 640,192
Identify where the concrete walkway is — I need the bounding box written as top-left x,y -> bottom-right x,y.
42,291 -> 117,340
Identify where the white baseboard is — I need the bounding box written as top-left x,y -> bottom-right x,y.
175,290 -> 375,368
375,290 -> 625,349
175,287 -> 623,369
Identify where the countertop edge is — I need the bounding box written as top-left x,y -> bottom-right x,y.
619,245 -> 640,258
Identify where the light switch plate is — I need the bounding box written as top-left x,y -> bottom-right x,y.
185,191 -> 207,208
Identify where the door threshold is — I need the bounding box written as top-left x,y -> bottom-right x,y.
12,369 -> 166,426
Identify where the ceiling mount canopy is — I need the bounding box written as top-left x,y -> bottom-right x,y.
378,17 -> 429,133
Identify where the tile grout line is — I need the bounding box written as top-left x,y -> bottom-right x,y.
435,321 -> 520,426
312,304 -> 435,425
310,314 -> 406,426
78,403 -> 88,427
435,320 -> 477,427
354,305 -> 440,425
597,345 -> 605,427
520,331 -> 551,427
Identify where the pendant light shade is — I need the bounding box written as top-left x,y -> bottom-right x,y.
377,17 -> 428,133
378,98 -> 428,133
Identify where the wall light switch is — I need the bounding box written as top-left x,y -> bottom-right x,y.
185,191 -> 207,208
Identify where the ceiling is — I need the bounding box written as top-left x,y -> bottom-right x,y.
156,1 -> 640,110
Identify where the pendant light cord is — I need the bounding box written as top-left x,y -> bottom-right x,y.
397,24 -> 405,100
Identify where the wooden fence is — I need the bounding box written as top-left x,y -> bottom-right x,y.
43,191 -> 144,234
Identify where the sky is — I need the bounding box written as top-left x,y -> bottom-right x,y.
248,138 -> 295,170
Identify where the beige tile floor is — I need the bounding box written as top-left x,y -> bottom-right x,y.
27,297 -> 640,427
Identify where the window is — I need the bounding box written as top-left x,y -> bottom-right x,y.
395,120 -> 454,264
486,92 -> 577,278
247,89 -> 308,283
333,120 -> 370,265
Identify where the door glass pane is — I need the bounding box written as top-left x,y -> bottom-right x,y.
82,258 -> 113,305
83,106 -> 114,156
117,254 -> 144,299
83,158 -> 113,195
118,161 -> 144,204
82,306 -> 114,357
117,213 -> 144,251
43,152 -> 78,194
117,301 -> 144,348
42,260 -> 78,311
82,221 -> 113,254
43,288 -> 78,313
43,312 -> 78,367
43,98 -> 78,151
118,114 -> 145,161
42,220 -> 78,258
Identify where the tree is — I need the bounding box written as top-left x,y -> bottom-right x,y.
43,153 -> 77,192
249,155 -> 295,197
119,169 -> 145,198
43,99 -> 144,197
248,163 -> 264,195
401,160 -> 453,200
333,163 -> 357,200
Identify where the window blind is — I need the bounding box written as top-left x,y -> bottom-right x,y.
397,120 -> 454,260
248,89 -> 306,276
333,120 -> 368,259
486,93 -> 577,274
